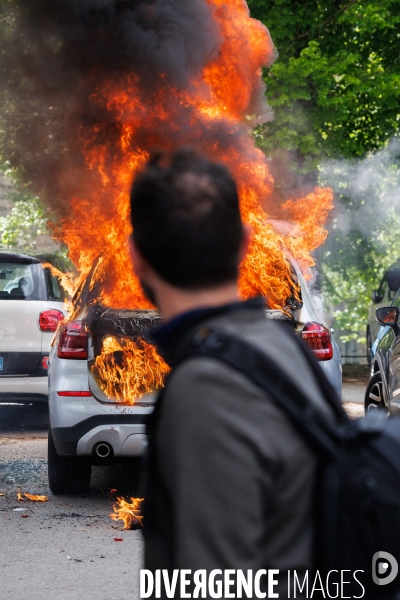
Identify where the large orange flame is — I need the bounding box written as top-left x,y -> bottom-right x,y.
48,1 -> 333,404
53,0 -> 332,312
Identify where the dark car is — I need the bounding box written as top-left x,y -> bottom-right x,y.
365,289 -> 400,414
367,260 -> 400,362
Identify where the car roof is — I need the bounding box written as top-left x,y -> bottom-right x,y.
0,249 -> 40,264
0,249 -> 71,272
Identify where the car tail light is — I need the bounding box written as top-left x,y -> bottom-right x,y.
301,322 -> 333,361
42,356 -> 49,369
57,321 -> 88,360
39,309 -> 64,332
57,391 -> 92,397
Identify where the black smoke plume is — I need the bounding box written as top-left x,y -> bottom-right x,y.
0,0 -> 273,219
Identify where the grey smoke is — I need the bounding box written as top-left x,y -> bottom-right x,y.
319,138 -> 400,240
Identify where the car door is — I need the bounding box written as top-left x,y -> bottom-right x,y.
385,294 -> 400,415
370,279 -> 393,342
0,257 -> 47,376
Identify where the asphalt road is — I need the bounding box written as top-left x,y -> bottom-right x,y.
0,384 -> 366,599
0,403 -> 143,600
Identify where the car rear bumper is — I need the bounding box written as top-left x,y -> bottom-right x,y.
52,415 -> 149,457
0,376 -> 48,403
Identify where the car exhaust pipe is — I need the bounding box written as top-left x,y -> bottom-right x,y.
94,442 -> 112,458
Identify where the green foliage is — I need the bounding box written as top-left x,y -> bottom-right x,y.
0,164 -> 52,253
249,0 -> 400,341
0,195 -> 48,253
250,0 -> 400,167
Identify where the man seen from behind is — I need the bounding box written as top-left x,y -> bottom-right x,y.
129,150 -> 334,598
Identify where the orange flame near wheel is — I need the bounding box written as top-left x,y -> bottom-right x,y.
110,497 -> 144,530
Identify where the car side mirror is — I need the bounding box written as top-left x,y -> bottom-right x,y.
372,289 -> 383,304
376,306 -> 399,326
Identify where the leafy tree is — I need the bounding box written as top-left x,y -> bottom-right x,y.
0,195 -> 48,253
249,0 -> 400,346
0,163 -> 53,253
250,0 -> 400,164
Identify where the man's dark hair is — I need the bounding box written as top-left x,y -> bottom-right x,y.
130,149 -> 243,289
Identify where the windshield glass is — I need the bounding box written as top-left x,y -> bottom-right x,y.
0,258 -> 47,300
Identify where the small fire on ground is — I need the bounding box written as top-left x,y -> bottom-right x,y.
17,492 -> 49,502
110,496 -> 144,530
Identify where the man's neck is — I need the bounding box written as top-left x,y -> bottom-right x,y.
155,282 -> 240,322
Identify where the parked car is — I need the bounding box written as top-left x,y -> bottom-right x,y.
47,258 -> 342,494
0,250 -> 69,405
365,288 -> 400,414
366,260 -> 400,362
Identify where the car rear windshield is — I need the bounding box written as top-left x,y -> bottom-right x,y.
0,257 -> 47,300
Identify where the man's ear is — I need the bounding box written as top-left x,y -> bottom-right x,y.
239,224 -> 252,263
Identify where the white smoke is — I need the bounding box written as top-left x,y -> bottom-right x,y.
319,137 -> 400,242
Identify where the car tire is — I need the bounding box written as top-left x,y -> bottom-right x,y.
366,327 -> 372,366
48,428 -> 92,495
364,372 -> 388,414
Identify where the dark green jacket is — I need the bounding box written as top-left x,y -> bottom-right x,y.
144,299 -> 333,598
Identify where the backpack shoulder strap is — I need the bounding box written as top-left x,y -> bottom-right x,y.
174,327 -> 350,459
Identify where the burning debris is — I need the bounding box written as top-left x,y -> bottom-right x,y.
110,496 -> 144,530
17,492 -> 49,502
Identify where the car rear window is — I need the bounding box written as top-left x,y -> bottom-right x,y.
44,267 -> 68,302
0,258 -> 47,300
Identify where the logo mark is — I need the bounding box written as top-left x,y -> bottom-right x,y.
372,551 -> 398,586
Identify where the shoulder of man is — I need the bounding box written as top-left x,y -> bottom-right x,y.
154,314 -> 333,473
165,311 -> 332,420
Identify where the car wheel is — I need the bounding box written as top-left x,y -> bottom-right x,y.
364,372 -> 388,414
48,428 -> 92,495
366,327 -> 372,366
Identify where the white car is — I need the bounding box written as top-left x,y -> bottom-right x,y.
47,260 -> 341,495
48,307 -> 157,494
0,250 -> 68,405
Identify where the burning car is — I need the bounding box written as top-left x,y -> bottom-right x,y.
47,258 -> 341,495
1,5 -> 339,497
47,263 -> 167,494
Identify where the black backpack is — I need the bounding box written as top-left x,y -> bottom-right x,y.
174,326 -> 400,599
